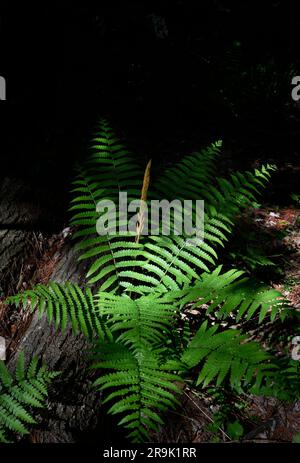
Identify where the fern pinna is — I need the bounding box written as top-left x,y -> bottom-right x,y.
0,353 -> 58,443
6,119 -> 292,442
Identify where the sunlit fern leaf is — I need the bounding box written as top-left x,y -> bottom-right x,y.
6,283 -> 109,340
91,291 -> 184,442
142,155 -> 276,294
95,292 -> 181,346
102,160 -> 275,295
70,118 -> 143,289
70,122 -> 277,295
91,342 -> 182,443
179,266 -> 288,323
0,353 -> 59,443
70,118 -> 142,219
153,138 -> 275,217
180,321 -> 273,392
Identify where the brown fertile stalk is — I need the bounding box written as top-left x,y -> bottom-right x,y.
135,159 -> 152,243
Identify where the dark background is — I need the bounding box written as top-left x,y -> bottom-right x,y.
0,1 -> 300,231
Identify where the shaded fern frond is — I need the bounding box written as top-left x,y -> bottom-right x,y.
259,358 -> 300,400
0,353 -> 58,443
154,141 -> 222,200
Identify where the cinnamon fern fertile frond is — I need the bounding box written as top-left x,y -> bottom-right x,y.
135,159 -> 152,244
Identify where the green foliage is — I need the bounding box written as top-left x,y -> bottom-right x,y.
290,193 -> 300,205
181,320 -> 273,391
180,266 -> 287,324
70,120 -> 276,295
229,245 -> 276,272
0,353 -> 58,443
6,118 -> 294,442
70,119 -> 143,291
293,431 -> 300,444
226,220 -> 284,277
226,421 -> 244,440
91,341 -> 181,443
202,387 -> 246,441
6,282 -> 108,340
260,358 -> 300,401
91,292 -> 273,441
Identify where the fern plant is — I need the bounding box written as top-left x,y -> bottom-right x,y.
0,353 -> 58,443
6,118 -> 293,442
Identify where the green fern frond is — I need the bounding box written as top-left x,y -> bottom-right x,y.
259,358 -> 300,400
6,283 -> 109,340
91,342 -> 182,442
154,141 -> 222,200
127,160 -> 276,294
90,291 -> 185,441
70,118 -> 142,221
95,292 -> 180,346
179,266 -> 288,323
70,124 -> 276,295
0,353 -> 58,443
70,118 -> 145,289
181,321 -> 274,391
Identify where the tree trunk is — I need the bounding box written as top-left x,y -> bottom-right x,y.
0,178 -> 39,288
6,244 -> 113,443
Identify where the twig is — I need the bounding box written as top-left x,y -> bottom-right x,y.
183,388 -> 231,441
